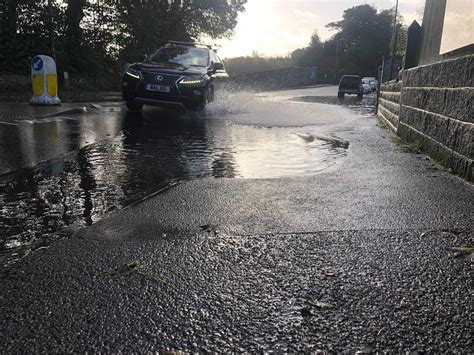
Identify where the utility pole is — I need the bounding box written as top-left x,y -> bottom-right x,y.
335,39 -> 342,80
389,0 -> 399,81
47,0 -> 56,60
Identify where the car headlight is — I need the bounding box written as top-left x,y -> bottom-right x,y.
125,67 -> 141,79
179,75 -> 206,86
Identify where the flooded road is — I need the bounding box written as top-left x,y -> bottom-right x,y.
0,86 -> 375,267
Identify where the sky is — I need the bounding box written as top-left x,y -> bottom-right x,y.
213,0 -> 426,58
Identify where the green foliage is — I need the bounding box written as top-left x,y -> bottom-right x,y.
0,0 -> 247,75
292,4 -> 407,78
1,1 -> 405,79
113,0 -> 246,64
0,0 -> 65,74
224,53 -> 292,75
105,261 -> 166,285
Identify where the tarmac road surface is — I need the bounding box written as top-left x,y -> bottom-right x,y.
0,86 -> 472,352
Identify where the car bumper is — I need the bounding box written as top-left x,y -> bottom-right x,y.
122,76 -> 206,110
133,97 -> 186,110
339,90 -> 362,95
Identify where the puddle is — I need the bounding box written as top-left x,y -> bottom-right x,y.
0,90 -> 365,268
289,94 -> 376,116
206,91 -> 351,127
0,116 -> 348,268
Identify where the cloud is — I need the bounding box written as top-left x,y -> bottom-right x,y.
217,0 -> 427,58
293,10 -> 320,19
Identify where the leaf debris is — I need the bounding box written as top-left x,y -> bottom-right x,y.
309,300 -> 334,309
105,262 -> 165,284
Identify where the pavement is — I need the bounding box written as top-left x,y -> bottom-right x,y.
0,86 -> 473,352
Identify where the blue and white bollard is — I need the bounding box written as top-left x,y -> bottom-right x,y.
30,55 -> 61,105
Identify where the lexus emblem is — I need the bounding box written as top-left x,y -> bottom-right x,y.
155,75 -> 163,82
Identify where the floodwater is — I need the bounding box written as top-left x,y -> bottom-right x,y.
0,87 -> 375,268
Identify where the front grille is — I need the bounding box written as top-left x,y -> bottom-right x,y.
141,71 -> 182,86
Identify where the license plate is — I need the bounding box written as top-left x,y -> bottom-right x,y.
146,84 -> 170,93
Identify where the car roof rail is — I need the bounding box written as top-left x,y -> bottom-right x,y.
167,40 -> 213,50
167,40 -> 196,46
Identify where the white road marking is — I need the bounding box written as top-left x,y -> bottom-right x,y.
15,116 -> 84,124
12,108 -> 110,125
58,116 -> 82,121
0,121 -> 18,126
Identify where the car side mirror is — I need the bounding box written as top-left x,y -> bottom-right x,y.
139,54 -> 148,62
213,62 -> 224,71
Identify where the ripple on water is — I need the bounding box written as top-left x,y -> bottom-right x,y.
1,96 -> 352,268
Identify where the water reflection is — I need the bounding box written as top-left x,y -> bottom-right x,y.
289,95 -> 376,116
0,107 -> 349,268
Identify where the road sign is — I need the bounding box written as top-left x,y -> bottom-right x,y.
30,55 -> 61,105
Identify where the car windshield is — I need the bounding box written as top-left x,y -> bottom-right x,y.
149,46 -> 209,67
341,77 -> 360,85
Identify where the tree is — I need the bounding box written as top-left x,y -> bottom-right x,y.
292,4 -> 407,78
112,0 -> 247,63
0,0 -> 18,41
0,0 -> 65,73
0,0 -> 247,75
63,0 -> 87,71
309,32 -> 322,47
294,31 -> 325,67
326,5 -> 394,76
224,53 -> 291,75
0,0 -> 18,71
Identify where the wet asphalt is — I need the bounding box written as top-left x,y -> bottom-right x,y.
1,88 -> 353,267
0,86 -> 473,352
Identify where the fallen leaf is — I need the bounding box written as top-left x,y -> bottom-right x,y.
105,262 -> 165,284
452,246 -> 474,253
309,300 -> 334,309
105,262 -> 139,276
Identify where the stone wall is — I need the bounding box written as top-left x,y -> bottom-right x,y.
377,55 -> 473,180
230,67 -> 317,91
399,54 -> 473,181
2,68 -> 315,93
377,80 -> 402,132
0,74 -> 121,93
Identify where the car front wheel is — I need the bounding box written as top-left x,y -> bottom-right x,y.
205,86 -> 215,105
338,92 -> 344,100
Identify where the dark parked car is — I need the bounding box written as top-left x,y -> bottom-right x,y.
122,41 -> 228,111
338,75 -> 364,99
